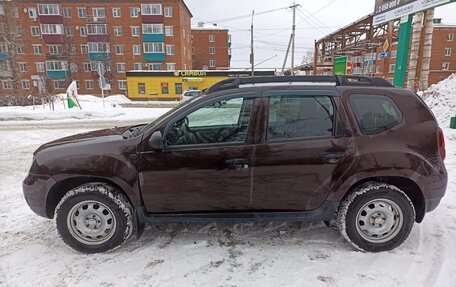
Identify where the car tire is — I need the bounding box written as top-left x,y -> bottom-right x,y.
55,183 -> 134,254
337,182 -> 415,252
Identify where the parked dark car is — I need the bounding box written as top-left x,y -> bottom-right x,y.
23,75 -> 447,253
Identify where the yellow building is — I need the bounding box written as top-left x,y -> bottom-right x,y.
126,70 -> 275,100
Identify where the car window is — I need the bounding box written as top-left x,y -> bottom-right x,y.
349,94 -> 402,135
267,95 -> 335,140
166,97 -> 254,146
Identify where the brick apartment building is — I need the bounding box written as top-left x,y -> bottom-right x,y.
191,22 -> 231,70
0,0 -> 231,98
314,14 -> 456,89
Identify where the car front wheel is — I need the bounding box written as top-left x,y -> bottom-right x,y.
337,182 -> 416,252
55,183 -> 134,254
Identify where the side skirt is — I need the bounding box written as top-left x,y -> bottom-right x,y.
135,201 -> 339,238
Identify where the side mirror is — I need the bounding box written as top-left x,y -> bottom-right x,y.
148,131 -> 164,151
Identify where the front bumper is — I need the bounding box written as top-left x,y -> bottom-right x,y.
23,173 -> 56,218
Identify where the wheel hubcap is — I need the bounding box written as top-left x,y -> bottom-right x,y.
355,198 -> 404,243
67,200 -> 117,245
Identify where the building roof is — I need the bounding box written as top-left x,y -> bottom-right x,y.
191,22 -> 228,31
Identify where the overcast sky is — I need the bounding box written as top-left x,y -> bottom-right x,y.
185,0 -> 456,70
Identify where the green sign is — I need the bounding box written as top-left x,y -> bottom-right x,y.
334,56 -> 347,75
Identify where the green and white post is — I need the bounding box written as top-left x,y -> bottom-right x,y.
393,15 -> 414,87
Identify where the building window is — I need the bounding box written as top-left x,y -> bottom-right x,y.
33,45 -> 42,55
166,44 -> 175,55
115,45 -> 124,55
48,45 -> 61,55
209,60 -> 215,67
131,26 -> 140,37
53,80 -> 66,90
16,45 -> 25,55
2,80 -> 12,89
11,7 -> 19,18
142,24 -> 164,34
161,83 -> 169,94
146,63 -> 162,70
88,42 -> 109,53
85,80 -> 94,90
70,63 -> 78,72
130,7 -> 139,18
92,8 -> 106,18
80,27 -> 87,37
209,47 -> 215,55
143,43 -> 164,53
36,62 -> 45,72
65,26 -> 74,36
134,63 -> 142,70
118,80 -> 127,90
138,83 -> 145,94
70,44 -> 77,55
164,7 -> 173,17
391,50 -> 398,59
21,80 -> 30,90
40,24 -> 63,35
389,64 -> 396,73
81,45 -> 88,54
63,8 -> 72,18
77,8 -> 87,18
442,62 -> 450,70
87,24 -> 107,35
166,63 -> 176,70
133,45 -> 141,55
175,83 -> 183,95
209,34 -> 215,42
117,63 -> 126,73
445,48 -> 452,56
38,4 -> 59,15
141,4 -> 162,15
30,26 -> 40,37
112,8 -> 121,18
28,7 -> 37,19
165,26 -> 174,37
114,26 -> 123,36
448,34 -> 454,41
46,61 -> 67,71
18,63 -> 27,72
83,63 -> 91,72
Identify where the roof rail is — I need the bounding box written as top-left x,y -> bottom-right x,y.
206,75 -> 393,94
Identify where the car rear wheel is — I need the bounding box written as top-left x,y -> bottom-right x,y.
337,182 -> 415,252
55,183 -> 134,254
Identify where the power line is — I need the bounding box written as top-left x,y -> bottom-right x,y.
205,6 -> 290,24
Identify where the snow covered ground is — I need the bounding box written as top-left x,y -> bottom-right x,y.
1,80 -> 456,286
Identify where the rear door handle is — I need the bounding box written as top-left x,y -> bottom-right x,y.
225,158 -> 249,170
322,153 -> 345,164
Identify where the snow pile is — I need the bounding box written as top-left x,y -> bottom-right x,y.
0,94 -> 172,126
422,74 -> 456,127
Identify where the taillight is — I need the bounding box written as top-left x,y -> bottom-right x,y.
438,128 -> 446,160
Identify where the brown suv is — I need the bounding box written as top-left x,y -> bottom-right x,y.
23,76 -> 447,254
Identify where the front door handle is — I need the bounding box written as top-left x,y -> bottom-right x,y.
225,158 -> 249,170
322,153 -> 345,164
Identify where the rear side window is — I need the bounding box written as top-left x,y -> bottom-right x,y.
267,95 -> 335,140
349,94 -> 402,135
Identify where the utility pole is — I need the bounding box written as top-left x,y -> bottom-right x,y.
250,10 -> 255,77
281,3 -> 300,75
291,2 -> 299,76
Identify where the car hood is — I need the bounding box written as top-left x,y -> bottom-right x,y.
34,125 -> 139,155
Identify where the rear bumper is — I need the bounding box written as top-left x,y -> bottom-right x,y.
23,173 -> 56,218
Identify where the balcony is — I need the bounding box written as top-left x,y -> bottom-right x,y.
38,15 -> 63,24
143,34 -> 164,42
0,52 -> 9,61
42,34 -> 65,44
144,53 -> 165,62
46,52 -> 69,60
89,52 -> 110,62
141,15 -> 164,24
47,70 -> 68,79
87,16 -> 107,24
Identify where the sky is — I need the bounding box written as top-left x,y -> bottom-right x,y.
185,0 -> 456,70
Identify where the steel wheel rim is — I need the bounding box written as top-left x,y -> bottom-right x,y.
355,198 -> 404,243
67,200 -> 117,245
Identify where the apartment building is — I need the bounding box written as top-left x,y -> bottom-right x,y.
314,14 -> 456,89
0,0 -> 193,96
191,22 -> 231,70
